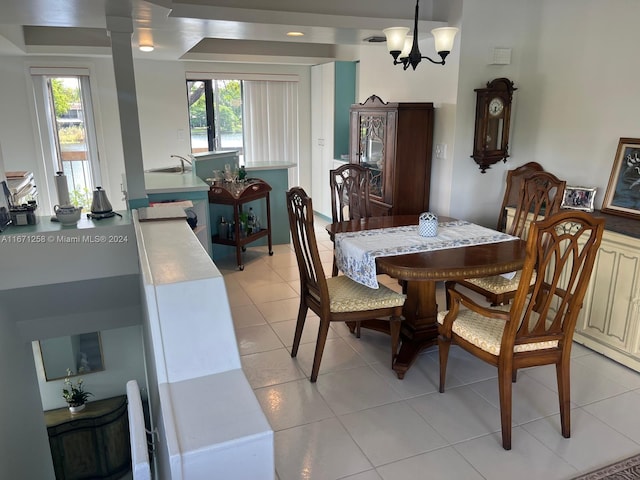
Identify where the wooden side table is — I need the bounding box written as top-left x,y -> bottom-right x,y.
208,178 -> 274,270
44,395 -> 131,480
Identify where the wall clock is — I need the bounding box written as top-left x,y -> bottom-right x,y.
471,77 -> 516,173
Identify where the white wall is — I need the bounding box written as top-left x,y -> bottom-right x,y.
0,56 -> 127,215
34,325 -> 147,411
447,0 -> 640,227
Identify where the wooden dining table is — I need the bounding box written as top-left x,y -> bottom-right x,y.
326,215 -> 527,379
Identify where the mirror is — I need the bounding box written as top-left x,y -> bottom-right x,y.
39,332 -> 105,381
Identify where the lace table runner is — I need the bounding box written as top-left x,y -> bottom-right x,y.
334,220 -> 518,288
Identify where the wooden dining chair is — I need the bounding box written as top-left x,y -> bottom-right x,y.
446,170 -> 566,307
329,163 -> 372,277
286,187 -> 406,382
438,210 -> 605,450
496,162 -> 544,233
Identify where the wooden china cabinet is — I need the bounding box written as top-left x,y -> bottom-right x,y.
349,95 -> 434,216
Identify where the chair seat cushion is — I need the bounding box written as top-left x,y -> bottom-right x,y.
327,276 -> 406,313
464,270 -> 537,295
437,307 -> 558,355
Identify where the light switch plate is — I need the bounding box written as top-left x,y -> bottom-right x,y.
435,144 -> 447,159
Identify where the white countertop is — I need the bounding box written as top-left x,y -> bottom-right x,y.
144,172 -> 210,194
244,162 -> 296,171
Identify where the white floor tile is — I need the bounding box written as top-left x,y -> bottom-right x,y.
521,408 -> 640,474
254,379 -> 334,431
235,324 -> 284,355
524,359 -> 630,406
315,365 -> 402,416
274,417 -> 372,480
255,297 -> 302,323
583,390 -> 640,444
231,303 -> 267,328
376,446 -> 485,480
269,317 -> 339,348
407,385 -> 503,444
294,337 -> 367,379
573,352 -> 640,390
469,373 -> 564,425
338,470 -> 382,480
240,348 -> 306,389
454,427 -> 578,479
245,282 -> 298,304
369,354 -> 445,400
339,401 -> 448,466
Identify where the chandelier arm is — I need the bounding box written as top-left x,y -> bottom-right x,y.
421,55 -> 446,65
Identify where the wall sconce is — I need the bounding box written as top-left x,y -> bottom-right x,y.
139,44 -> 154,52
383,0 -> 458,71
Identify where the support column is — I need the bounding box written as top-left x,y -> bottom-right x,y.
106,15 -> 148,209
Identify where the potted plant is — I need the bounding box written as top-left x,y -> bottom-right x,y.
62,369 -> 93,413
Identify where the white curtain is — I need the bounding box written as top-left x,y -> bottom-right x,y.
243,81 -> 299,167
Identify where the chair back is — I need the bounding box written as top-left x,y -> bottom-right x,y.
286,187 -> 329,312
506,210 -> 605,354
330,163 -> 371,223
497,162 -> 544,231
508,171 -> 566,239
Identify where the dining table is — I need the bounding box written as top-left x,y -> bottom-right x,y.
326,215 -> 527,379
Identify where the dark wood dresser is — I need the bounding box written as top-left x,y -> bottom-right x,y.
44,395 -> 131,480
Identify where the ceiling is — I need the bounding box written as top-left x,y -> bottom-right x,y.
0,0 -> 449,64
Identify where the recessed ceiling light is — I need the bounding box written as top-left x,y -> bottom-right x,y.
139,44 -> 154,52
286,31 -> 304,37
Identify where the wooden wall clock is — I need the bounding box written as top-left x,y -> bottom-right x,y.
471,77 -> 516,173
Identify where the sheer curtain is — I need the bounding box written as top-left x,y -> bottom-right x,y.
243,80 -> 299,167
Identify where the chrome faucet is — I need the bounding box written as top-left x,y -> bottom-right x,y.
170,154 -> 193,173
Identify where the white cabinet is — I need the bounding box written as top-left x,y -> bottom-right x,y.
574,230 -> 640,371
310,61 -> 356,218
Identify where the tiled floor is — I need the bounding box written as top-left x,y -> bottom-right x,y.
215,219 -> 640,480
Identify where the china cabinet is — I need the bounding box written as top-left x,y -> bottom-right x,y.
44,395 -> 130,480
349,95 -> 434,216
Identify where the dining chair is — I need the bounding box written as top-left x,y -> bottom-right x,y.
438,210 -> 605,450
446,170 -> 566,307
286,187 -> 406,382
329,163 -> 372,277
496,162 -> 544,233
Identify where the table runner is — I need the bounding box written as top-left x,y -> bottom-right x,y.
334,220 -> 519,288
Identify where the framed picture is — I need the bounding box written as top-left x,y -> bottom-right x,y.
602,138 -> 640,219
561,186 -> 597,212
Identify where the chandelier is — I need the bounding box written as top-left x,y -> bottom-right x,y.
383,0 -> 458,71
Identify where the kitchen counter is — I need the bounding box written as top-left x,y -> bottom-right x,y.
144,172 -> 209,194
0,210 -> 138,290
245,162 -> 296,171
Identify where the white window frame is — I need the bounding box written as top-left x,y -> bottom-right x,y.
29,67 -> 103,214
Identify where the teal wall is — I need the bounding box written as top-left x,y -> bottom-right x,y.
333,61 -> 356,160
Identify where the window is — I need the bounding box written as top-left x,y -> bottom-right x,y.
187,79 -> 244,155
31,69 -> 102,212
185,76 -> 299,168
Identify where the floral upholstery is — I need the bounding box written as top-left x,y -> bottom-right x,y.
464,270 -> 537,295
437,307 -> 558,355
327,276 -> 406,313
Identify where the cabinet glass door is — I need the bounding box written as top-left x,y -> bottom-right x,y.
358,114 -> 386,198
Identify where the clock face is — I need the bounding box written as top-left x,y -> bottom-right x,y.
488,97 -> 504,117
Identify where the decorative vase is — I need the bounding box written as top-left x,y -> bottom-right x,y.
418,212 -> 438,237
68,403 -> 85,414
